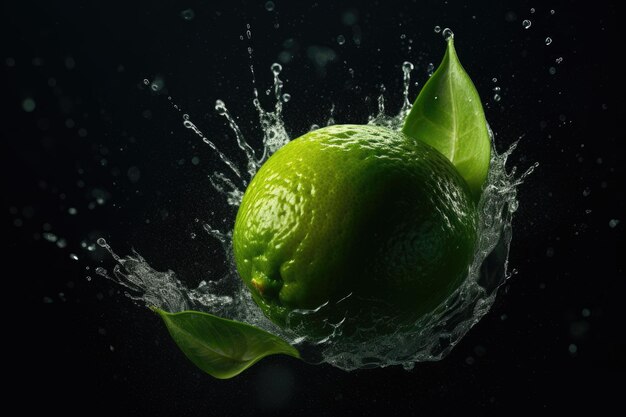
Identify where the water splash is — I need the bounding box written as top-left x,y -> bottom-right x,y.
100,58 -> 534,371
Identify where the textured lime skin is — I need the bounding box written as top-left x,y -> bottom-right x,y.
233,125 -> 477,338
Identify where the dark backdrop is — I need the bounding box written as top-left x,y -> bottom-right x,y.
3,0 -> 624,415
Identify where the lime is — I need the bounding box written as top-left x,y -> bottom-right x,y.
233,124 -> 477,340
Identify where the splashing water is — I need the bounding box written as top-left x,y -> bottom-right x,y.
98,57 -> 536,371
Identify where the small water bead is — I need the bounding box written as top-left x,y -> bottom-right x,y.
264,1 -> 275,11
183,113 -> 190,121
271,62 -> 282,75
493,86 -> 501,92
493,94 -> 501,102
545,37 -> 552,45
190,232 -> 197,239
492,77 -> 498,83
70,253 -> 79,261
337,35 -> 346,45
550,9 -> 555,15
530,7 -> 535,14
556,57 -> 563,64
310,124 -> 320,131
549,66 -> 557,75
97,238 -> 107,247
442,28 -> 454,40
143,79 -> 150,85
403,61 -> 414,72
282,93 -> 291,102
522,19 -> 532,29
215,100 -> 227,115
434,25 -> 441,33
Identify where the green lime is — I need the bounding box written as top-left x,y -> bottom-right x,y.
233,124 -> 477,340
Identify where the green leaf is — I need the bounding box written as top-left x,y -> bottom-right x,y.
403,37 -> 491,199
153,308 -> 300,379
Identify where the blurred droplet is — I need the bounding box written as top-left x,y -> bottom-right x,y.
427,62 -> 435,76
264,1 -> 275,11
336,35 -> 345,45
545,37 -> 552,45
64,56 -> 76,70
522,19 -> 532,29
22,98 -> 36,112
180,9 -> 195,21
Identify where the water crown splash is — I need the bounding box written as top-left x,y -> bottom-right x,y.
99,46 -> 535,371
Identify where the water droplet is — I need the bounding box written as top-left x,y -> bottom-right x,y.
86,276 -> 92,282
310,124 -> 320,131
493,86 -> 501,92
550,9 -> 555,15
400,34 -> 406,40
493,94 -> 501,102
581,308 -> 591,317
264,1 -> 275,11
282,93 -> 291,102
180,8 -> 195,21
427,62 -> 435,76
68,207 -> 77,215
336,35 -> 345,45
609,219 -> 620,228
271,62 -> 282,75
549,66 -> 557,75
215,100 -> 227,115
492,77 -> 498,83
150,84 -> 158,91
143,79 -> 150,85
545,37 -> 552,45
22,98 -> 36,112
530,7 -> 535,14
522,19 -> 532,29
442,28 -> 454,40
434,25 -> 441,33
402,61 -> 414,72
190,232 -> 196,239
246,30 -> 252,40
43,232 -> 58,243
70,253 -> 79,261
96,238 -> 107,247
568,344 -> 578,354
183,113 -> 190,121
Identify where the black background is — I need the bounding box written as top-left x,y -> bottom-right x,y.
4,0 -> 624,415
